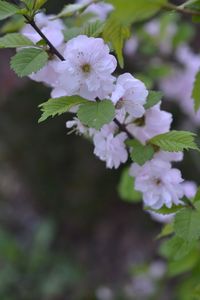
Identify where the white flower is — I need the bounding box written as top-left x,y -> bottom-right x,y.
130,159 -> 184,209
21,13 -> 64,47
144,19 -> 177,54
124,36 -> 139,56
111,73 -> 148,118
182,181 -> 197,199
29,58 -> 62,87
93,124 -> 128,169
51,35 -> 117,100
160,45 -> 200,124
76,0 -> 113,21
126,104 -> 172,144
154,150 -> 183,162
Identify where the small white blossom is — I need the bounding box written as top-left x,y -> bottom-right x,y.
182,181 -> 197,199
93,124 -> 128,169
126,104 -> 172,144
76,0 -> 113,21
130,159 -> 184,209
160,45 -> 200,124
111,73 -> 148,118
51,35 -> 117,100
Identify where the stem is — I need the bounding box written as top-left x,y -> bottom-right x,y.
113,118 -> 133,139
24,15 -> 65,61
11,0 -> 134,138
162,2 -> 200,16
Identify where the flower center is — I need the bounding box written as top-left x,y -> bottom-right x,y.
134,116 -> 145,127
81,63 -> 91,73
155,178 -> 162,186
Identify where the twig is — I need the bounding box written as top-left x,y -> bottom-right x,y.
162,2 -> 200,17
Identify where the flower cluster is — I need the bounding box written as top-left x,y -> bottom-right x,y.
20,10 -> 197,214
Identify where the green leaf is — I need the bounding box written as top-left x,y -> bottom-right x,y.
82,20 -> 105,37
77,100 -> 115,130
149,130 -> 199,152
174,208 -> 200,241
10,47 -> 48,77
144,91 -> 163,109
192,70 -> 200,111
56,4 -> 85,18
147,204 -> 184,215
168,248 -> 199,277
63,27 -> 82,41
34,0 -> 48,9
159,235 -> 197,260
0,33 -> 34,48
107,0 -> 167,25
157,223 -> 174,239
39,96 -> 88,122
127,139 -> 155,165
118,167 -> 141,203
193,186 -> 200,203
0,0 -> 19,20
103,17 -> 130,68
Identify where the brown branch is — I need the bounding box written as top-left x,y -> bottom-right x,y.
162,2 -> 200,17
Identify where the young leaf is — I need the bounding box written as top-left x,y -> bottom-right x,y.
193,186 -> 200,203
144,90 -> 163,109
118,167 -> 141,203
77,100 -> 115,130
82,20 -> 105,37
35,0 -> 48,10
56,4 -> 85,18
146,204 -> 184,215
103,17 -> 130,68
107,0 -> 167,25
10,47 -> 48,77
0,0 -> 19,21
159,235 -> 197,260
149,130 -> 199,152
192,70 -> 200,111
39,96 -> 88,122
174,208 -> 200,241
0,33 -> 34,48
127,139 -> 155,165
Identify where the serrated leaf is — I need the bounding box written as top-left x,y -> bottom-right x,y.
144,90 -> 163,109
159,235 -> 196,260
0,33 -> 34,48
39,96 -> 88,122
174,208 -> 200,241
63,27 -> 82,41
157,223 -> 174,239
107,0 -> 167,25
55,4 -> 84,18
103,17 -> 130,68
10,47 -> 48,77
34,0 -> 48,10
192,70 -> 200,111
149,130 -> 199,152
82,20 -> 105,37
118,167 -> 141,203
127,139 -> 155,165
146,204 -> 184,215
77,100 -> 115,130
0,0 -> 19,20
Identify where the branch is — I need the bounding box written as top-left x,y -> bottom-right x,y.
10,0 -> 134,138
113,118 -> 133,139
162,2 -> 200,17
24,15 -> 65,61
